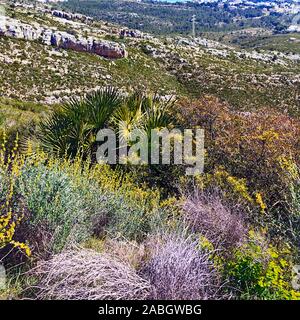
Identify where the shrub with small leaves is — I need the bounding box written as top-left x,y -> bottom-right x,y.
224,231 -> 300,300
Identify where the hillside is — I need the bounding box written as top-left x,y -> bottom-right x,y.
1,0 -> 300,303
62,0 -> 293,35
0,1 -> 299,115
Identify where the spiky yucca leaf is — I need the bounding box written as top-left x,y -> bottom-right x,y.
39,88 -> 174,159
112,93 -> 174,143
39,88 -> 122,157
86,87 -> 122,131
39,111 -> 74,155
143,99 -> 173,135
112,104 -> 143,144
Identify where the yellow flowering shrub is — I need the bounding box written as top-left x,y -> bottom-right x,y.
0,131 -> 31,258
0,136 -> 171,248
214,168 -> 254,204
279,156 -> 299,181
183,167 -> 267,214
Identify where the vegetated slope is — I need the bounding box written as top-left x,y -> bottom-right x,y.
61,0 -> 290,35
0,4 -> 185,102
205,29 -> 300,55
0,36 -> 183,103
2,2 -> 300,303
0,2 -> 299,114
242,33 -> 300,54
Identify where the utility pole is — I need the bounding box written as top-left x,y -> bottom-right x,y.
191,14 -> 196,39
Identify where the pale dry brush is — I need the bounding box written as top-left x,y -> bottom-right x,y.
142,233 -> 225,300
182,190 -> 247,250
31,248 -> 151,300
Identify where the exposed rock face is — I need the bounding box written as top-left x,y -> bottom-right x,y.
51,10 -> 93,23
120,29 -> 144,39
119,29 -> 154,41
0,17 -> 127,59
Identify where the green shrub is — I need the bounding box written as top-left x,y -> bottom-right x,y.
16,163 -> 105,253
104,193 -> 175,241
1,149 -> 170,253
224,231 -> 300,300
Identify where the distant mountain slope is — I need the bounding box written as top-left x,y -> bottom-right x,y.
61,0 -> 292,35
0,1 -> 299,115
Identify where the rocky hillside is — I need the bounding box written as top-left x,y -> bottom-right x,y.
0,11 -> 127,59
0,1 -> 299,115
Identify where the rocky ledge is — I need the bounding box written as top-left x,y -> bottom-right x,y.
0,17 -> 127,59
51,10 -> 93,23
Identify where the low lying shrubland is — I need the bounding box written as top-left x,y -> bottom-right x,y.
1,89 -> 300,300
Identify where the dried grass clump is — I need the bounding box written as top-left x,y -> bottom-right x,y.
104,238 -> 146,270
83,237 -> 146,270
31,248 -> 151,300
142,234 -> 222,300
183,190 -> 247,249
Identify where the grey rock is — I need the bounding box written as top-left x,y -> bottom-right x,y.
0,17 -> 127,59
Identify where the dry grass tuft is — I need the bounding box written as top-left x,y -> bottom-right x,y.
183,190 -> 247,249
31,248 -> 151,300
142,233 -> 223,300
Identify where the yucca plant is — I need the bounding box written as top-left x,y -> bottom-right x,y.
111,93 -> 174,144
39,99 -> 91,157
111,93 -> 144,144
39,88 -> 122,157
142,95 -> 174,136
110,93 -> 177,189
86,87 -> 122,131
39,88 -> 174,162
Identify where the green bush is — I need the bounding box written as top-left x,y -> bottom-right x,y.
1,152 -> 169,253
16,163 -> 105,253
224,231 -> 300,300
104,193 -> 175,241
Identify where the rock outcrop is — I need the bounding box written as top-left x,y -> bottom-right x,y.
51,10 -> 93,23
0,17 -> 127,59
120,29 -> 144,39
